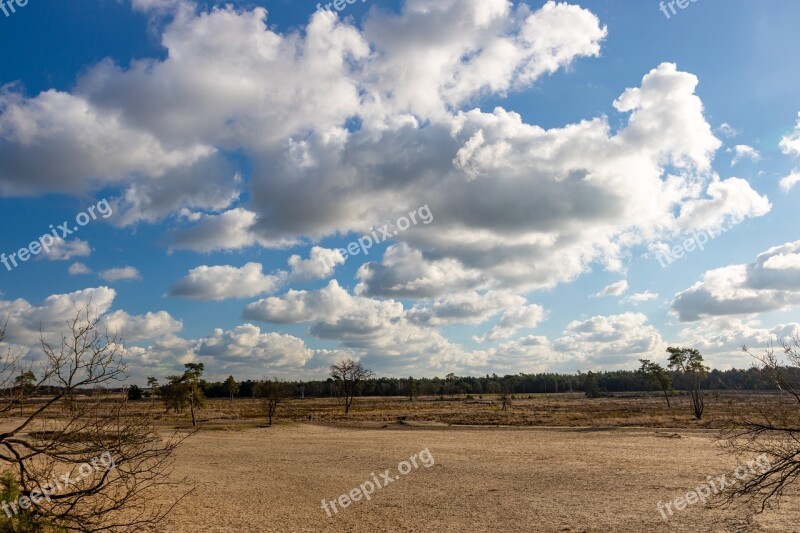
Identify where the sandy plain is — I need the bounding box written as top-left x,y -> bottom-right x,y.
148,422 -> 800,532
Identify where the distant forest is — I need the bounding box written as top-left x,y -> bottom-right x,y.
195,366 -> 798,399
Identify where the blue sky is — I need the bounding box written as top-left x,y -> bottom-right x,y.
1,0 -> 800,382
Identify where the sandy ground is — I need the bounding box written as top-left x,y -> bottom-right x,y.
148,424 -> 800,532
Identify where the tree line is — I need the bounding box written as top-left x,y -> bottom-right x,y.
142,364 -> 797,403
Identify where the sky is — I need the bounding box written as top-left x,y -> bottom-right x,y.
1,0 -> 800,383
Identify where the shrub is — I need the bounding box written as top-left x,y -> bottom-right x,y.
0,471 -> 62,532
127,384 -> 143,401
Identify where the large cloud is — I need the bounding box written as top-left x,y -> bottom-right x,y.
0,2 -> 768,298
356,244 -> 489,298
244,280 -> 486,373
472,304 -> 545,342
0,0 -> 782,377
0,89 -> 215,196
287,246 -> 345,282
168,262 -> 286,300
0,287 -> 181,353
195,324 -> 341,376
342,63 -> 766,296
0,287 -> 116,346
552,313 -> 665,368
676,317 -> 800,369
103,310 -> 183,341
407,290 -> 525,326
671,240 -> 800,321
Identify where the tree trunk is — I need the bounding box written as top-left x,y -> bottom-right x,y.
189,394 -> 196,426
690,388 -> 703,419
663,389 -> 671,408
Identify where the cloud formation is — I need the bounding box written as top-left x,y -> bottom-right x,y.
168,262 -> 285,300
780,113 -> 800,156
671,240 -> 800,321
99,266 -> 141,282
594,280 -> 628,298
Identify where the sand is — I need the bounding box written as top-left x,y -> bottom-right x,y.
146,424 -> 800,532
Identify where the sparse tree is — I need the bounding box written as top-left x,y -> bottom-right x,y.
223,375 -> 239,407
147,376 -> 159,406
408,376 -> 417,401
162,375 -> 189,413
499,391 -> 512,411
0,306 -> 191,531
584,371 -> 601,398
13,370 -> 35,415
255,379 -> 288,426
330,358 -> 373,414
13,370 -> 36,393
182,363 -> 205,427
667,347 -> 708,419
638,359 -> 673,407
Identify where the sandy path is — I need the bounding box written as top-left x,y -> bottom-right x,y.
151,424 -> 800,532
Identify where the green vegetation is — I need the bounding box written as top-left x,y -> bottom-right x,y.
176,364 -> 787,402
0,472 -> 63,533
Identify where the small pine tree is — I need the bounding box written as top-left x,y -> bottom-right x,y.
584,371 -> 601,398
127,384 -> 143,401
223,375 -> 239,407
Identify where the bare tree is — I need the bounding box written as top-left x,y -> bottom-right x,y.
330,358 -> 373,414
255,379 -> 288,426
720,337 -> 800,510
0,307 -> 192,532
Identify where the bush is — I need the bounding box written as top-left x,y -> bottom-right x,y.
127,384 -> 143,401
0,471 -> 62,532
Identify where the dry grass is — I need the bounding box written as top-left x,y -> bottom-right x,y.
124,391 -> 793,431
